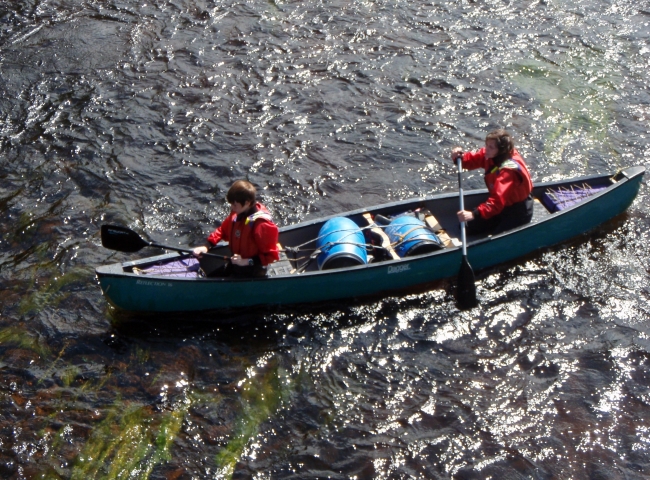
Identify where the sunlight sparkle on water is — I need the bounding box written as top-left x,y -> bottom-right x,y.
1,0 -> 648,477
427,319 -> 471,343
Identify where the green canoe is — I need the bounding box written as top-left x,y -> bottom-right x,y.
96,166 -> 644,314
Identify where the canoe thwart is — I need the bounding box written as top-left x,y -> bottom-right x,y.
419,208 -> 459,248
362,213 -> 401,260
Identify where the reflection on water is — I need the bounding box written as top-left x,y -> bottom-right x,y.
1,0 -> 649,478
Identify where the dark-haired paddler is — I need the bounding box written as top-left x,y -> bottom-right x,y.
451,129 -> 534,235
193,180 -> 279,276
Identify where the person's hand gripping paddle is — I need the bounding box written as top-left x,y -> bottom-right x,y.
455,157 -> 478,310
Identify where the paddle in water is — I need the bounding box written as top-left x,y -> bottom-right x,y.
100,225 -> 227,259
455,159 -> 478,309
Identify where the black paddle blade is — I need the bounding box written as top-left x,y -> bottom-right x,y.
101,225 -> 149,253
456,255 -> 478,310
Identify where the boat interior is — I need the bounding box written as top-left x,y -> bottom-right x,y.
126,173 -> 618,279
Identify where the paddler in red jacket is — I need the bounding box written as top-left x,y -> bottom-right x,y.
451,129 -> 534,235
193,180 -> 279,276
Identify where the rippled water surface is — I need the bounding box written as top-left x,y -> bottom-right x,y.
1,0 -> 649,478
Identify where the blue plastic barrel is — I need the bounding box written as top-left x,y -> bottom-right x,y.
316,217 -> 368,270
385,216 -> 442,257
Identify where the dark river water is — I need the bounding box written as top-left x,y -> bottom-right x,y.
1,0 -> 650,478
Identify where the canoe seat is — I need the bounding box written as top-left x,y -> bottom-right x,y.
362,213 -> 400,260
531,197 -> 552,223
267,243 -> 296,276
419,209 -> 459,248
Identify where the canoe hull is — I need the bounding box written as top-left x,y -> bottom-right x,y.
96,166 -> 644,314
97,249 -> 463,313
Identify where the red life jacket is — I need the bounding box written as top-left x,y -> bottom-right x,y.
462,149 -> 533,219
207,203 -> 279,265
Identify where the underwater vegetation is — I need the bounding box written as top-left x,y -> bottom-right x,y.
0,340 -> 296,479
508,50 -> 622,167
215,356 -> 292,478
0,325 -> 51,359
18,266 -> 94,317
67,402 -> 186,480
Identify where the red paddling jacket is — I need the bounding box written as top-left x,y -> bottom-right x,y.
207,203 -> 279,266
460,148 -> 533,220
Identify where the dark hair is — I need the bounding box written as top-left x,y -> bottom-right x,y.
486,129 -> 514,163
226,180 -> 257,205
